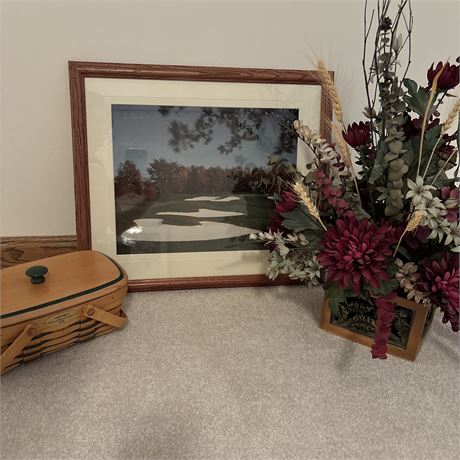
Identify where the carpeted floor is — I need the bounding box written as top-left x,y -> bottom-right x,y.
1,286 -> 459,460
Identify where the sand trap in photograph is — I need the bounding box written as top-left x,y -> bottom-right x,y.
121,219 -> 258,242
184,196 -> 241,202
157,209 -> 244,218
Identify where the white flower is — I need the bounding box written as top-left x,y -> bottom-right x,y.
444,221 -> 460,246
421,197 -> 447,220
318,148 -> 337,164
395,258 -> 429,304
415,196 -> 449,242
305,256 -> 321,282
395,258 -> 418,275
406,176 -> 435,206
427,219 -> 450,241
293,120 -> 340,169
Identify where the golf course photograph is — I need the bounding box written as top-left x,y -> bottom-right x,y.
111,104 -> 298,254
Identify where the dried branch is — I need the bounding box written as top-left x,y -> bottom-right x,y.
363,0 -> 377,149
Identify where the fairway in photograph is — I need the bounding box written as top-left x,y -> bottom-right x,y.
112,104 -> 298,255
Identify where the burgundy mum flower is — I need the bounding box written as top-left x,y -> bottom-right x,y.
418,253 -> 459,332
318,214 -> 397,294
427,61 -> 459,90
342,122 -> 370,148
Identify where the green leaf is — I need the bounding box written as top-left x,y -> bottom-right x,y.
418,125 -> 444,178
301,229 -> 322,244
384,202 -> 403,217
432,171 -> 450,188
403,79 -> 430,117
280,208 -> 320,232
394,244 -> 411,260
369,146 -> 386,184
368,278 -> 399,297
325,284 -> 357,316
369,163 -> 384,184
385,152 -> 400,162
388,140 -> 404,154
325,284 -> 347,316
401,139 -> 416,167
386,261 -> 398,277
424,125 -> 443,152
343,190 -> 370,219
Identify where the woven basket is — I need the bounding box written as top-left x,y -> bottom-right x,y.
1,251 -> 128,374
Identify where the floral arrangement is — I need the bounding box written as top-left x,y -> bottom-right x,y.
251,0 -> 459,358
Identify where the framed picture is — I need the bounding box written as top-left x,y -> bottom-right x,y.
69,61 -> 331,291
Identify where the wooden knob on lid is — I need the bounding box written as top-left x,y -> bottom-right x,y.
25,265 -> 48,284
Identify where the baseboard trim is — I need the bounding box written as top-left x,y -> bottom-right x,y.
0,236 -> 78,268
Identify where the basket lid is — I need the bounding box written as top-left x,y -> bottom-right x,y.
1,250 -> 126,323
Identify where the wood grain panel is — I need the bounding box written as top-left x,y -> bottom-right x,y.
0,236 -> 77,268
128,274 -> 300,292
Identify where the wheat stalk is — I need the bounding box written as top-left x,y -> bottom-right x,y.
405,210 -> 426,232
422,98 -> 460,179
393,211 -> 426,257
442,99 -> 460,135
317,59 -> 363,206
292,181 -> 327,230
331,123 -> 352,168
316,60 -> 344,127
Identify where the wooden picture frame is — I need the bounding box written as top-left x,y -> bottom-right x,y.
320,295 -> 431,361
69,61 -> 331,291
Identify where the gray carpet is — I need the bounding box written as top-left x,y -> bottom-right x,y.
1,286 -> 459,460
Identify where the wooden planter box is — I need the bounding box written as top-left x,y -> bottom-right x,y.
320,294 -> 434,361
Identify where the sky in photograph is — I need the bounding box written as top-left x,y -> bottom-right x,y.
111,104 -> 297,176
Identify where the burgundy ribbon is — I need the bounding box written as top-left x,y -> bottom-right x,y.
371,292 -> 397,359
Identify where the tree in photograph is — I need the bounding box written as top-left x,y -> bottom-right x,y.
183,165 -> 203,194
114,160 -> 143,198
142,179 -> 159,200
230,167 -> 266,194
147,158 -> 184,200
161,107 -> 298,157
206,166 -> 235,193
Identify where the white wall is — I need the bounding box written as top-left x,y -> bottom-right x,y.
1,0 -> 459,236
